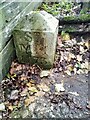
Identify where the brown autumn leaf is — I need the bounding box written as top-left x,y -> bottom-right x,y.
25,96 -> 35,107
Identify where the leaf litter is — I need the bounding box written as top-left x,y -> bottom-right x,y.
0,34 -> 90,118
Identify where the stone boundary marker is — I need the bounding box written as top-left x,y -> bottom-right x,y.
13,11 -> 59,69
0,0 -> 43,80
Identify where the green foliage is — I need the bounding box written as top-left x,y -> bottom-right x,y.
38,2 -> 90,22
64,14 -> 90,21
39,2 -> 75,16
40,3 -> 60,16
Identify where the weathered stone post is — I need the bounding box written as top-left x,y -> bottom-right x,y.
0,0 -> 43,80
13,11 -> 59,69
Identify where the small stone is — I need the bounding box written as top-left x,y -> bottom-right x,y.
0,103 -> 5,111
10,90 -> 19,100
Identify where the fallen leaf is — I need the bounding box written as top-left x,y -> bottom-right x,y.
25,96 -> 35,107
37,83 -> 50,92
67,65 -> 73,71
40,70 -> 50,78
76,55 -> 82,62
81,63 -> 86,69
77,42 -> 84,46
77,69 -> 84,74
16,64 -> 22,71
28,87 -> 38,93
80,45 -> 84,53
68,53 -> 75,61
76,70 -> 81,74
69,92 -> 79,96
20,88 -> 28,97
30,79 -> 36,84
84,69 -> 88,74
65,70 -> 71,76
20,74 -> 27,81
85,61 -> 88,69
35,91 -> 45,97
85,41 -> 89,49
73,67 -> 77,75
55,83 -> 65,92
26,82 -> 32,87
8,105 -> 13,111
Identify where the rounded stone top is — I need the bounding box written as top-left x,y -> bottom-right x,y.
14,10 -> 59,32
